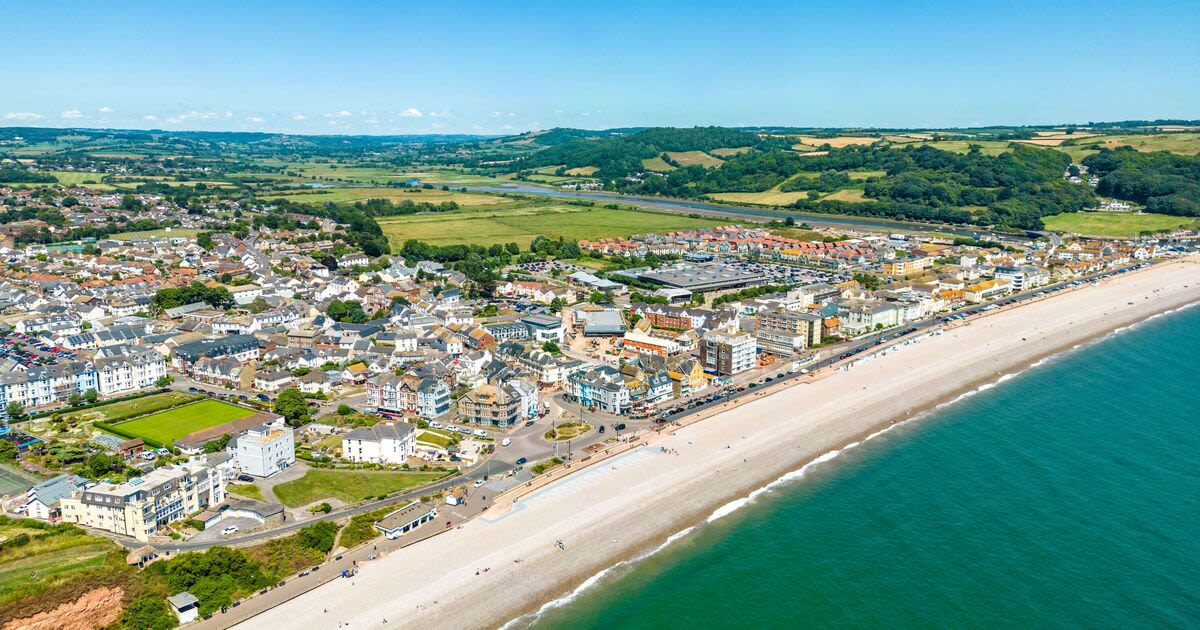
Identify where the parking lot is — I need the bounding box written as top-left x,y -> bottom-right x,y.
0,331 -> 77,369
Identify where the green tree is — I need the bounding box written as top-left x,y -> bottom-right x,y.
0,439 -> 17,462
84,389 -> 99,404
274,388 -> 311,427
5,401 -> 25,421
155,374 -> 174,388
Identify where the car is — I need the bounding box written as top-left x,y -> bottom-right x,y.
613,423 -> 626,431
515,457 -> 528,466
473,429 -> 488,438
501,438 -> 511,447
524,420 -> 535,427
430,421 -> 444,429
474,479 -> 485,488
237,474 -> 254,483
256,394 -> 270,402
598,425 -> 606,434
311,565 -> 320,572
298,570 -> 310,577
222,525 -> 239,536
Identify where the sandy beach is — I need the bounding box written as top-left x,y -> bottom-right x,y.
238,257 -> 1200,630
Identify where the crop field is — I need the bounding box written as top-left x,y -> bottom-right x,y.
918,140 -> 1014,156
666,151 -> 724,168
563,166 -> 599,176
111,399 -> 257,445
821,188 -> 869,202
264,187 -> 507,206
709,147 -> 752,157
1042,211 -> 1198,238
794,135 -> 880,148
1057,132 -> 1200,161
272,469 -> 450,507
707,190 -> 811,206
378,203 -> 725,248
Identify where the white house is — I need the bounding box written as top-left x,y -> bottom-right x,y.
342,422 -> 416,465
228,418 -> 295,478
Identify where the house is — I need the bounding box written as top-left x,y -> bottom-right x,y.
168,592 -> 200,625
337,251 -> 370,269
253,369 -> 295,393
227,418 -> 295,478
568,365 -> 631,415
192,356 -> 255,389
341,362 -> 370,384
700,331 -> 757,375
458,380 -> 538,427
94,346 -> 168,395
116,438 -> 145,460
368,374 -> 451,419
171,335 -> 260,372
374,501 -> 436,539
297,370 -> 334,395
342,422 -> 416,464
24,474 -> 88,521
964,279 -> 1013,302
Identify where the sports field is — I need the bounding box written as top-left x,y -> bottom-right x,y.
1042,211 -> 1198,238
84,391 -> 201,424
110,228 -> 202,240
272,469 -> 450,507
377,203 -> 726,248
112,399 -> 258,445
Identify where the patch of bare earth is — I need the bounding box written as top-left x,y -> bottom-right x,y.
4,587 -> 124,630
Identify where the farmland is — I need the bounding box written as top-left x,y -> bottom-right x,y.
666,150 -> 724,168
109,227 -> 202,240
1056,132 -> 1200,161
1041,211 -> 1198,238
109,399 -> 258,445
263,186 -> 507,206
377,203 -> 726,248
272,469 -> 451,507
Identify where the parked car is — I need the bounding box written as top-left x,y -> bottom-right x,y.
222,525 -> 238,536
501,438 -> 511,447
515,457 -> 528,466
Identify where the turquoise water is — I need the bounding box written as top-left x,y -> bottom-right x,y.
530,304 -> 1200,629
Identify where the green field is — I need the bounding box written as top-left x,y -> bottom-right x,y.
666,150 -> 724,168
1056,132 -> 1200,161
0,518 -> 118,605
916,140 -> 1014,156
226,483 -> 266,501
110,228 -> 202,240
1042,211 -> 1198,238
272,470 -> 450,507
112,399 -> 257,445
377,203 -> 726,248
263,186 -> 506,206
83,391 -> 201,424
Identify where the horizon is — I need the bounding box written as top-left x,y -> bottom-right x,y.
4,1 -> 1198,135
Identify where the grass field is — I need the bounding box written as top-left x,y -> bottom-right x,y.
1042,211 -> 1198,238
1057,132 -> 1200,161
918,140 -> 1014,156
377,203 -> 726,248
263,187 -> 506,206
0,518 -> 118,604
822,188 -> 869,202
641,156 -> 676,172
666,151 -> 724,168
272,470 -> 450,507
416,430 -> 454,449
795,135 -> 880,148
109,228 -> 202,240
83,391 -> 201,424
48,171 -> 105,186
226,483 -> 266,502
112,399 -> 258,445
709,147 -> 752,157
563,166 -> 599,176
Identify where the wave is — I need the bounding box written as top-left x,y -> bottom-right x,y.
503,297 -> 1200,629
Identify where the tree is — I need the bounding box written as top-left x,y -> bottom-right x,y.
83,389 -> 99,404
5,401 -> 25,422
155,374 -> 173,388
337,404 -> 354,416
196,232 -> 215,250
0,439 -> 17,462
549,297 -> 565,314
541,341 -> 561,354
68,392 -> 84,407
248,296 -> 270,313
853,273 -> 884,291
274,388 -> 311,427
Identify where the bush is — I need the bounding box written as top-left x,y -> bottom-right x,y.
296,521 -> 338,553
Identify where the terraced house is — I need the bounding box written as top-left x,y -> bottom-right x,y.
0,362 -> 98,416
368,373 -> 452,419
458,380 -> 538,427
93,345 -> 167,395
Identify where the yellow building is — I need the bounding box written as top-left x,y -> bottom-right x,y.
60,463 -> 227,542
882,256 -> 930,277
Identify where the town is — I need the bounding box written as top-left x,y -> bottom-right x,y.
0,144 -> 1196,626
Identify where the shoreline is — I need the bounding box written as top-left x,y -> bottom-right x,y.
237,258 -> 1200,630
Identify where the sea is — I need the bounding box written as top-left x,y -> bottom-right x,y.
526,303 -> 1200,629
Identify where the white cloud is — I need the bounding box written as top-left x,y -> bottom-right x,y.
61,109 -> 83,119
98,106 -> 113,113
224,111 -> 234,118
291,113 -> 306,121
508,112 -> 516,118
490,111 -> 501,118
164,111 -> 220,124
143,114 -> 159,121
428,111 -> 452,118
323,110 -> 352,119
501,124 -> 515,130
246,116 -> 265,123
399,108 -> 423,118
4,112 -> 43,121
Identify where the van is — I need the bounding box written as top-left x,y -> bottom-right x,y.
501,438 -> 511,447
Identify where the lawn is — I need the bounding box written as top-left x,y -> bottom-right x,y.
272,470 -> 450,507
226,483 -> 266,502
641,156 -> 676,172
377,203 -> 726,248
0,518 -> 118,604
112,399 -> 258,445
48,171 -> 106,186
1042,211 -> 1197,238
263,187 -> 507,206
83,391 -> 201,424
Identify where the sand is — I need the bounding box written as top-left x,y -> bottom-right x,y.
239,258 -> 1200,630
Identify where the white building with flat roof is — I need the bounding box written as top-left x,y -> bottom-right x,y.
228,418 -> 295,478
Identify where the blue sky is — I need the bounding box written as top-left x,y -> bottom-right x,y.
3,0 -> 1197,135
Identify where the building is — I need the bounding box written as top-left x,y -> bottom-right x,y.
625,262 -> 761,293
622,329 -> 681,357
700,331 -> 757,375
24,474 -> 89,521
755,308 -> 823,348
882,256 -> 930,277
994,265 -> 1050,291
367,374 -> 451,419
342,422 -> 416,465
0,362 -> 99,415
192,356 -> 255,389
228,418 -> 295,478
374,501 -> 437,539
520,313 -> 566,343
59,463 -> 227,542
964,279 -> 1013,302
458,380 -> 538,427
94,346 -> 167,396
568,365 -> 631,415
168,592 -> 200,625
171,335 -> 260,372
576,308 -> 626,337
